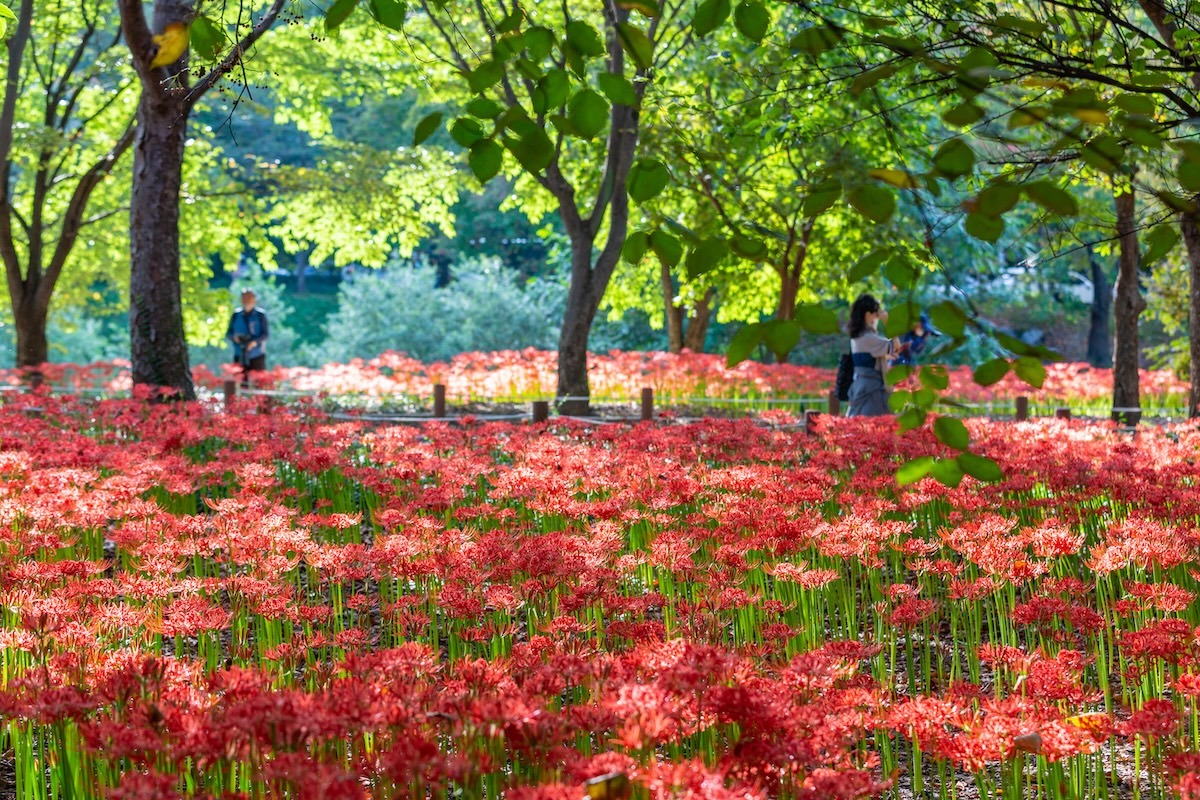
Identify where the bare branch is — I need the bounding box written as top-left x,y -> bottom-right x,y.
185,0 -> 288,107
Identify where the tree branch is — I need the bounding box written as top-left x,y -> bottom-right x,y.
0,0 -> 34,300
185,0 -> 289,108
37,119 -> 138,309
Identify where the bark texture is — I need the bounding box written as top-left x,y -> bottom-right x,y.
1112,186 -> 1144,423
119,0 -> 285,399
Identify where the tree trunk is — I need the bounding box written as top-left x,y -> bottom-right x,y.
13,296 -> 48,368
661,262 -> 684,353
129,93 -> 195,399
1179,209 -> 1200,418
295,248 -> 309,294
1086,244 -> 1112,368
683,288 -> 714,353
1112,186 -> 1144,422
556,240 -> 599,416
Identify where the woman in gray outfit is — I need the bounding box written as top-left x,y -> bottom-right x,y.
847,294 -> 906,417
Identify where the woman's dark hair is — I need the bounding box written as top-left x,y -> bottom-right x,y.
848,294 -> 881,339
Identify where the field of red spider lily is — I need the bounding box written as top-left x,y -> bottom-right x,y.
2,396 -> 1200,800
6,350 -> 1189,415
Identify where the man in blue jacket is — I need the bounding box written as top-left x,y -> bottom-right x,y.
890,311 -> 939,368
226,289 -> 269,385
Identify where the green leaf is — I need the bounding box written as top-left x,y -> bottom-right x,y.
933,416 -> 970,450
692,0 -> 730,37
367,0 -> 406,30
598,73 -> 638,106
883,302 -> 914,338
1080,134 -> 1124,173
795,304 -> 840,334
628,158 -> 670,202
942,102 -> 985,127
504,127 -> 555,173
1143,224 -> 1179,264
762,319 -> 801,361
973,357 -> 1010,386
466,97 -> 504,119
466,60 -> 505,94
1024,181 -> 1078,216
524,26 -> 555,59
623,230 -> 651,264
649,230 -> 683,267
975,181 -> 1020,217
929,458 -> 964,488
897,456 -> 935,486
869,168 -> 920,188
567,89 -> 609,139
1114,93 -> 1155,115
566,21 -> 605,57
0,3 -> 15,22
851,64 -> 898,95
617,0 -> 660,17
991,13 -> 1046,36
468,140 -> 503,182
733,0 -> 769,43
1013,356 -> 1046,389
847,184 -> 895,223
1179,160 -> 1200,192
848,248 -> 889,283
886,365 -> 914,387
928,301 -> 967,337
964,212 -> 1004,243
413,112 -> 443,146
789,24 -> 843,56
730,233 -> 770,261
803,178 -> 842,217
727,323 -> 763,367
919,365 -> 949,391
616,22 -> 654,69
883,254 -> 919,290
685,237 -> 728,279
957,452 -> 1003,482
933,138 -> 975,178
533,69 -> 570,114
897,407 -> 927,433
495,8 -> 524,33
889,389 -> 912,412
449,117 -> 485,147
189,16 -> 225,61
325,0 -> 358,32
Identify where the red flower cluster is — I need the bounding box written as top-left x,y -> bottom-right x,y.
0,397 -> 1196,798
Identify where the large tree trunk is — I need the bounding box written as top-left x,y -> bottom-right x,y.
661,262 -> 684,353
129,93 -> 194,399
13,297 -> 48,368
1086,244 -> 1112,368
683,288 -> 714,353
556,240 -> 600,416
1112,186 -> 1144,423
1180,209 -> 1200,418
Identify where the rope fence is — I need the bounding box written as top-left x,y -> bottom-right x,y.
1,377 -> 1192,428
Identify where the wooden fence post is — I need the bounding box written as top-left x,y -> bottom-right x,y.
532,400 -> 549,423
1054,407 -> 1071,421
640,387 -> 653,422
1015,396 -> 1029,421
433,384 -> 446,418
223,379 -> 237,411
827,391 -> 840,417
804,409 -> 821,434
